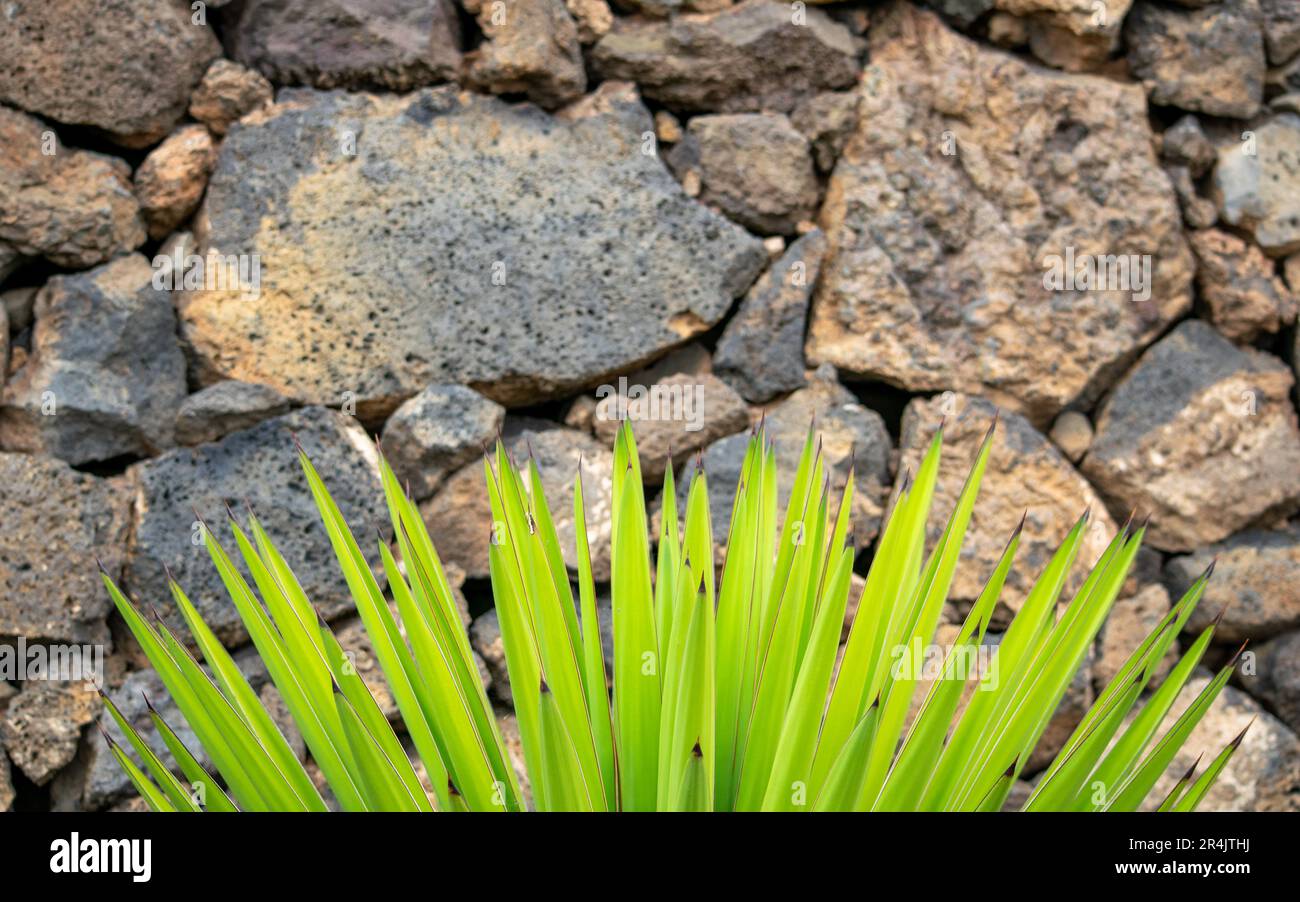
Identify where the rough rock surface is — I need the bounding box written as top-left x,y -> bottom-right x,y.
1163,114 -> 1218,177
174,381 -> 292,446
592,370 -> 749,483
422,421 -> 616,581
0,748 -> 13,812
676,365 -> 891,552
1083,321 -> 1300,551
0,682 -> 98,786
1261,0 -> 1300,63
1165,164 -> 1219,229
591,0 -> 860,113
897,393 -> 1116,624
791,91 -> 860,173
1243,630 -> 1300,734
994,0 -> 1132,72
0,108 -> 146,269
180,84 -> 766,416
1212,114 -> 1300,256
1095,583 -> 1176,691
134,126 -> 218,240
227,0 -> 462,90
1192,228 -> 1296,342
125,408 -> 387,646
1166,526 -> 1300,641
567,0 -> 615,43
189,60 -> 275,135
0,0 -> 221,145
466,0 -> 587,109
1147,677 -> 1300,811
1126,0 -> 1266,119
381,384 -> 505,500
805,5 -> 1193,426
715,230 -> 825,403
667,113 -> 819,235
0,454 -> 130,645
0,255 -> 188,465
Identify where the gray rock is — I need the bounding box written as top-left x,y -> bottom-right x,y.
0,108 -> 146,268
420,420 -> 616,580
897,393 -> 1116,624
174,381 -> 292,446
1242,630 -> 1300,734
791,91 -> 860,173
0,255 -> 187,465
470,609 -> 510,705
228,0 -> 462,91
715,230 -> 825,403
1261,0 -> 1300,63
125,407 -> 388,646
180,83 -> 766,416
591,0 -> 860,114
1165,163 -> 1219,229
805,5 -> 1193,427
1083,321 -> 1300,552
671,365 -> 891,553
189,60 -> 275,136
1,285 -> 37,335
0,453 -> 130,645
1212,114 -> 1300,256
0,0 -> 221,145
465,0 -> 586,109
1163,115 -> 1218,177
1166,526 -> 1300,641
0,242 -> 22,286
1146,676 -> 1299,811
1126,0 -> 1266,119
667,112 -> 818,235
1,681 -> 98,786
380,385 -> 505,500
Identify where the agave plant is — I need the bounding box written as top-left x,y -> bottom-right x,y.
95,419 -> 1246,812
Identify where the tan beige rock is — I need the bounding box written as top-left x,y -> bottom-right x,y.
1191,228 -> 1296,342
466,0 -> 586,110
567,0 -> 614,43
805,5 -> 1193,427
1048,411 -> 1094,463
134,126 -> 218,239
897,393 -> 1116,625
0,681 -> 98,786
189,60 -> 274,136
0,0 -> 221,145
0,108 -> 145,268
1083,321 -> 1300,552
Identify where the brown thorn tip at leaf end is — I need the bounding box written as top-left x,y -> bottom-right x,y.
1180,754 -> 1203,783
141,691 -> 156,712
1211,605 -> 1228,629
1228,640 -> 1250,667
1233,719 -> 1255,746
1014,509 -> 1028,538
691,741 -> 703,758
290,431 -> 304,454
1005,758 -> 1018,778
539,676 -> 551,694
1204,556 -> 1218,581
223,500 -> 238,523
94,554 -> 109,575
97,723 -> 116,746
448,779 -> 462,797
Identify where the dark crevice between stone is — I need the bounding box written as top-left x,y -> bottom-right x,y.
845,381 -> 914,445
71,453 -> 144,480
8,762 -> 49,812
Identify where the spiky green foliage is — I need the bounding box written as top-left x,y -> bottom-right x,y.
97,420 -> 1245,811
